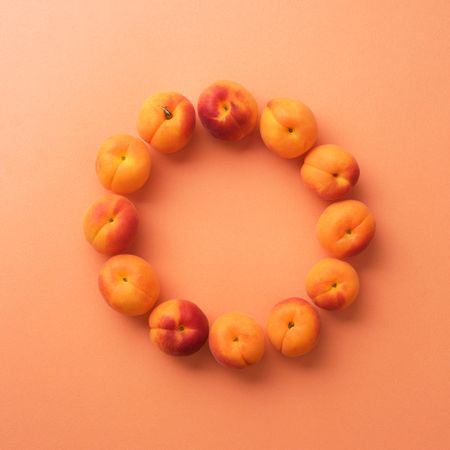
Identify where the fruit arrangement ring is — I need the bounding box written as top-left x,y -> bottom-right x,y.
83,80 -> 375,369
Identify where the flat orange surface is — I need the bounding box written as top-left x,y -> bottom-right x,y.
1,2 -> 449,449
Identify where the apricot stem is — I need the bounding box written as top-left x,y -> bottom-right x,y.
162,106 -> 173,120
178,325 -> 185,331
288,321 -> 295,329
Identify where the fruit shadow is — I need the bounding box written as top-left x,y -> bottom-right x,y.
214,128 -> 263,153
126,221 -> 154,259
270,320 -> 332,370
120,312 -> 213,369
320,292 -> 366,323
331,231 -> 386,324
348,224 -> 385,271
156,124 -> 207,164
348,179 -> 368,201
121,311 -> 330,380
130,312 -> 152,330
169,341 -> 272,384
170,343 -> 216,370
180,333 -> 329,383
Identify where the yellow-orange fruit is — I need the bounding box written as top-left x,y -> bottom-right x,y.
316,200 -> 375,257
260,98 -> 317,158
306,258 -> 359,310
301,144 -> 359,200
137,92 -> 196,153
267,298 -> 320,357
99,254 -> 160,316
209,312 -> 265,369
96,134 -> 151,194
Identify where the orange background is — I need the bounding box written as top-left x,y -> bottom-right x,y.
1,1 -> 449,449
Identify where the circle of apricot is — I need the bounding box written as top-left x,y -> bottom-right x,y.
83,80 -> 376,369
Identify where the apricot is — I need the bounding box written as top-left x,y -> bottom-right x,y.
316,199 -> 375,258
98,254 -> 160,316
306,258 -> 359,310
260,97 -> 317,158
301,144 -> 359,200
95,134 -> 151,194
83,194 -> 138,255
149,299 -> 209,356
267,298 -> 320,357
209,312 -> 265,369
137,92 -> 195,153
197,80 -> 258,141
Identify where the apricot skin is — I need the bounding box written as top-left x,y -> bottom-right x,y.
301,144 -> 360,200
149,299 -> 209,356
96,134 -> 151,195
98,254 -> 160,316
137,92 -> 196,153
316,200 -> 375,258
83,194 -> 139,255
198,80 -> 258,141
306,258 -> 359,310
208,312 -> 265,369
267,298 -> 320,357
260,98 -> 317,158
